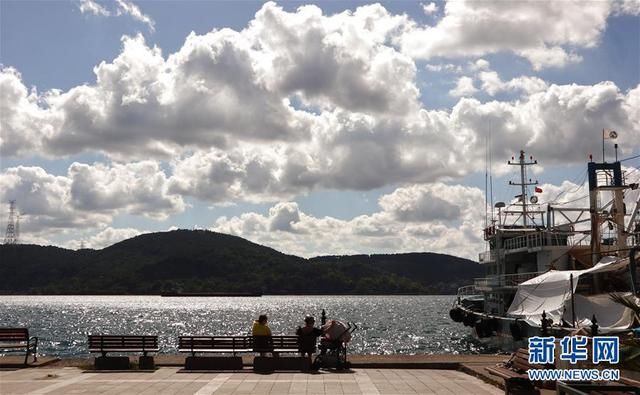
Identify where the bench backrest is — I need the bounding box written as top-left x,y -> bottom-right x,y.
178,335 -> 301,352
509,348 -> 548,372
179,336 -> 251,350
88,335 -> 158,350
252,335 -> 300,351
0,328 -> 29,342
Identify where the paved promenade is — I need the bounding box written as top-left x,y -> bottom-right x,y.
0,367 -> 501,394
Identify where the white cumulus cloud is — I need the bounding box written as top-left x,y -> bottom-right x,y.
0,162 -> 185,240
116,0 -> 155,32
401,0 -> 611,69
213,183 -> 486,259
449,76 -> 477,97
422,2 -> 439,15
78,0 -> 110,16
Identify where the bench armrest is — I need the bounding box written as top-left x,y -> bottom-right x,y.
28,336 -> 38,363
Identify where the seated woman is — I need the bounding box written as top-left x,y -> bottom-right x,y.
252,314 -> 276,357
252,314 -> 272,337
296,316 -> 323,358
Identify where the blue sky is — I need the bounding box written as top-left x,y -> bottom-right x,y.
1,0 -> 638,259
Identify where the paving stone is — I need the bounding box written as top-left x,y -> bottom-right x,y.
0,367 -> 503,394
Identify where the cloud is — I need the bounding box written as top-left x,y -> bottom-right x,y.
454,59 -> 549,98
13,32 -> 314,159
400,0 -> 610,69
78,0 -> 110,16
0,162 -> 184,239
0,167 -> 110,239
211,165 -> 640,259
449,76 -> 477,97
613,0 -> 640,16
248,3 -> 419,115
268,202 -> 302,231
478,71 -> 548,97
422,2 -> 438,15
4,56 -> 638,202
76,0 -> 154,32
624,85 -> 640,130
448,82 -> 639,166
469,59 -> 490,72
379,184 -> 465,222
1,2 -> 638,206
83,227 -> 146,249
212,183 -> 486,259
2,3 -> 423,160
116,0 -> 155,32
0,68 -> 61,157
425,63 -> 462,73
167,148 -> 292,203
68,161 -> 184,220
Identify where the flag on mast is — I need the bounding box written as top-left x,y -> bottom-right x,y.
535,186 -> 543,193
602,129 -> 618,162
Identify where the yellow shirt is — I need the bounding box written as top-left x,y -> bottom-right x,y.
252,320 -> 272,336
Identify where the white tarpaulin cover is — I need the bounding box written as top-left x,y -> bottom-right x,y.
562,293 -> 636,329
507,256 -> 635,329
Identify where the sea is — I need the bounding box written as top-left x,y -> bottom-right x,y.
0,295 -> 490,357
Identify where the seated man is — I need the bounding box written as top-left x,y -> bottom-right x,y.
296,316 -> 323,358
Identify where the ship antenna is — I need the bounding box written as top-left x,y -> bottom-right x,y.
485,136 -> 489,231
508,151 -> 538,227
489,127 -> 494,225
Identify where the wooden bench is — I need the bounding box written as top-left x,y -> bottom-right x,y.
179,335 -> 307,371
253,335 -> 300,354
179,336 -> 250,370
0,328 -> 38,365
88,335 -> 158,370
251,336 -> 309,372
486,348 -> 553,394
178,336 -> 252,356
178,335 -> 301,355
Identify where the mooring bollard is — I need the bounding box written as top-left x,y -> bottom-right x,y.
321,309 -> 327,325
591,314 -> 598,336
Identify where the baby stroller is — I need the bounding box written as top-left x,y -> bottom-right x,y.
313,320 -> 358,371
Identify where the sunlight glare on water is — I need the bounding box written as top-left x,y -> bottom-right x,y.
0,295 -> 487,357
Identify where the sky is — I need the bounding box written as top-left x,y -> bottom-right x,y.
0,0 -> 639,260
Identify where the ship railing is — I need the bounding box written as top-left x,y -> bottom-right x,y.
456,285 -> 481,296
473,277 -> 501,289
502,231 -> 576,251
473,271 -> 543,290
478,250 -> 498,263
502,271 -> 543,286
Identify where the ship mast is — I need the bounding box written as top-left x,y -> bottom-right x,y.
508,151 -> 538,227
588,159 -> 628,262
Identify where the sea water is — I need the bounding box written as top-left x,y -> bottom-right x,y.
0,295 -> 489,357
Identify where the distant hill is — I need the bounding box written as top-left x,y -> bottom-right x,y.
0,230 -> 483,295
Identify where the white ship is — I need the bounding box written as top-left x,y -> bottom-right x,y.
450,143 -> 640,348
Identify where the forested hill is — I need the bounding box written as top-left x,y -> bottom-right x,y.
0,230 -> 483,295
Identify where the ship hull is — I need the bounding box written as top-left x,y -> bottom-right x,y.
450,304 -> 571,350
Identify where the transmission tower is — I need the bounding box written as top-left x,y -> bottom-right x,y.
15,212 -> 20,243
4,200 -> 18,244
